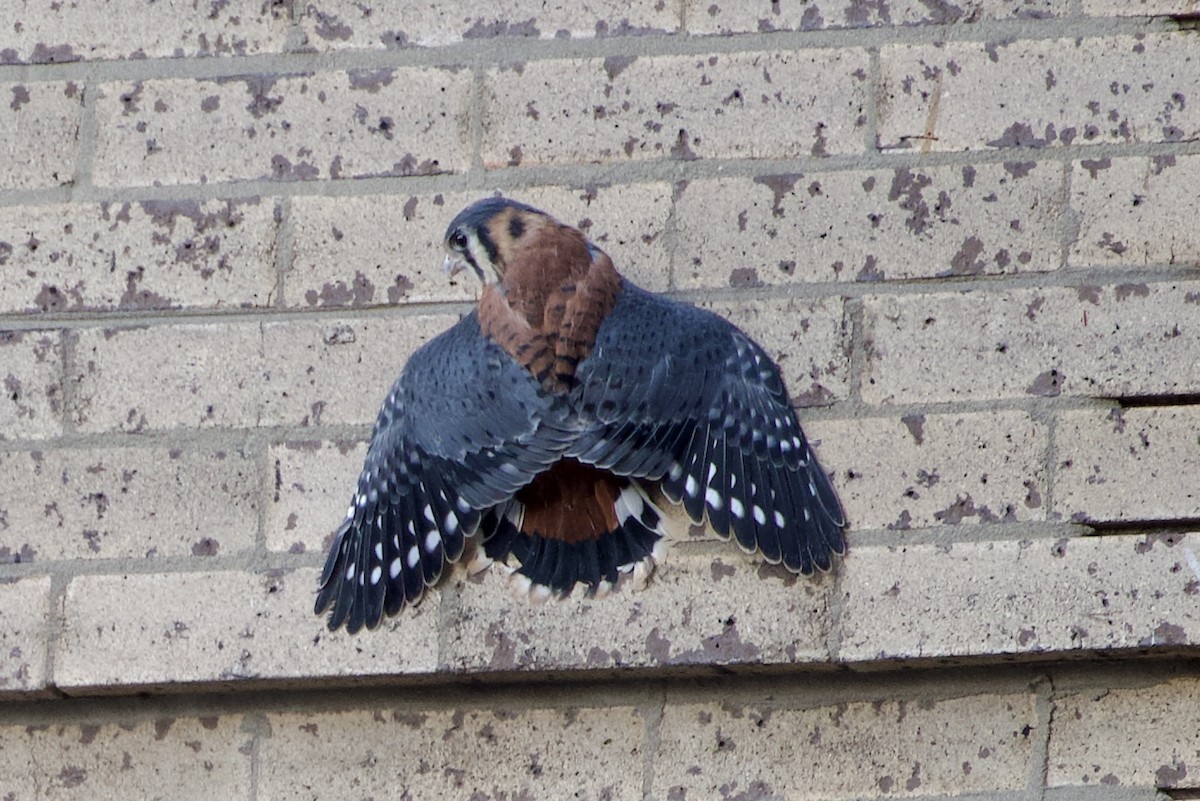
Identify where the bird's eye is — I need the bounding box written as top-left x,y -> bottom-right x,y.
449,231 -> 468,251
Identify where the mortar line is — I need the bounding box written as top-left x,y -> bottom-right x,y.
864,45 -> 881,153
466,64 -> 486,176
253,430 -> 272,559
844,296 -> 866,405
1,657 -> 1190,727
272,196 -> 295,309
42,572 -> 70,701
5,139 -> 1200,211
57,329 -> 79,435
640,682 -> 667,801
0,15 -> 1185,85
69,65 -> 100,201
1,260 -> 1196,333
1030,673 -> 1056,801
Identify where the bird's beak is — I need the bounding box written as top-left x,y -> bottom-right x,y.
443,254 -> 467,278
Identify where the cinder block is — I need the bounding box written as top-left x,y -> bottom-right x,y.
1049,678 -> 1200,790
267,439 -> 366,555
879,34 -> 1200,152
0,330 -> 63,441
300,0 -> 678,49
1070,155 -> 1200,268
71,314 -> 455,432
56,568 -> 439,692
0,447 -> 257,562
72,322 -> 268,433
286,183 -> 672,309
441,550 -> 834,674
654,692 -> 1036,799
1056,406 -> 1200,524
675,164 -> 1063,287
0,81 -> 81,189
261,705 -> 644,801
811,411 -> 1047,531
261,313 -> 459,427
0,716 -> 252,798
688,0 -> 1061,34
839,533 -> 1200,662
0,576 -> 50,697
861,282 -> 1200,404
1083,0 -> 1196,15
0,199 -> 277,314
92,70 -> 472,187
1,0 -> 287,62
482,49 -> 870,167
702,296 -> 849,406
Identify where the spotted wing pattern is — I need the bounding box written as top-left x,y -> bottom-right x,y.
567,281 -> 845,574
315,311 -> 572,633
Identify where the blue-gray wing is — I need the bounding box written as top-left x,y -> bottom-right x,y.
315,311 -> 571,632
566,281 -> 845,574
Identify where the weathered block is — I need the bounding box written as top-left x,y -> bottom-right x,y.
1056,406 -> 1200,524
482,49 -> 870,167
655,692 -> 1036,799
300,0 -> 678,48
1070,155 -> 1200,268
0,81 -> 82,189
0,576 -> 51,697
675,164 -> 1063,287
0,716 -> 252,798
56,568 -> 439,692
0,330 -> 63,441
879,34 -> 1200,151
1049,678 -> 1200,791
811,411 -> 1047,531
839,533 -> 1200,662
861,282 -> 1200,404
0,199 -> 277,314
0,447 -> 257,563
71,314 -> 455,432
0,0 -> 288,63
261,705 -> 645,800
92,70 -> 472,187
687,0 -> 1062,34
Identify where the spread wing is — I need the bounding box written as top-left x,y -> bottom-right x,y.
315,311 -> 572,632
566,281 -> 845,574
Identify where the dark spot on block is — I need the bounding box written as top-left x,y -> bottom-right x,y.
348,69 -> 396,93
1115,283 -> 1149,301
987,122 -> 1057,149
603,55 -> 636,80
856,255 -> 883,281
948,236 -> 987,275
729,267 -> 761,288
900,414 -> 925,445
1080,158 -> 1112,179
1027,369 -> 1065,397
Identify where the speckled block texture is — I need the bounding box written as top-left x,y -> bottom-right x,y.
2,2 -> 1198,799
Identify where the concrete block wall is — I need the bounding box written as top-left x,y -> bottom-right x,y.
1,1 -> 1198,798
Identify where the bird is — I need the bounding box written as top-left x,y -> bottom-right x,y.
315,197 -> 845,633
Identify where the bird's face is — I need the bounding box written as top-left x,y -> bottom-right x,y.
443,197 -> 546,285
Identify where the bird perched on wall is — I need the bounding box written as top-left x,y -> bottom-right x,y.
315,197 -> 845,633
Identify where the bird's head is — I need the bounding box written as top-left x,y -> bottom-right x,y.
443,197 -> 550,285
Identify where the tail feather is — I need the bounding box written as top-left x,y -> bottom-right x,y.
479,464 -> 665,600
